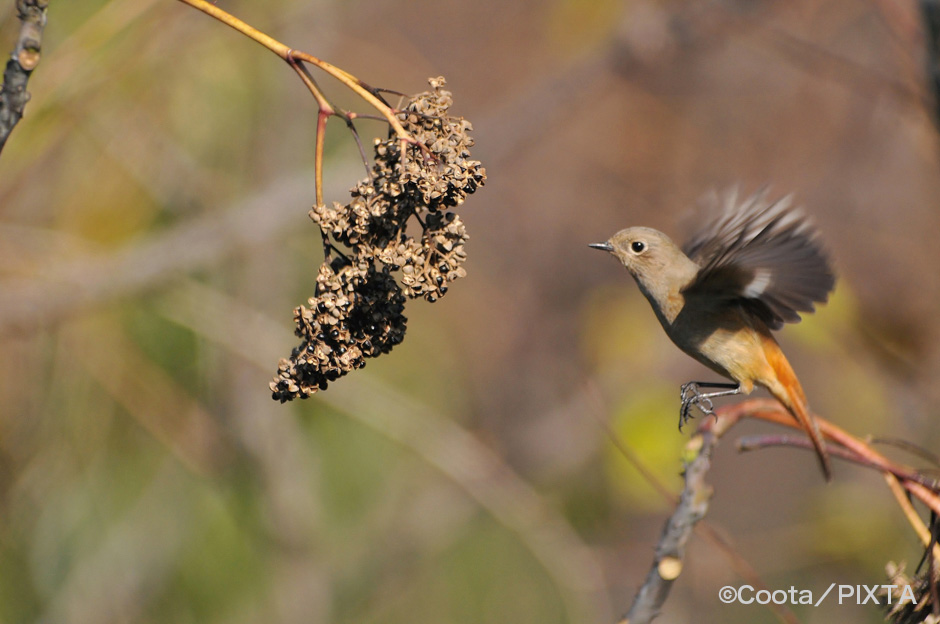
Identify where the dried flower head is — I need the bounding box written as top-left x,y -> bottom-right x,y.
270,259 -> 406,402
272,77 -> 485,401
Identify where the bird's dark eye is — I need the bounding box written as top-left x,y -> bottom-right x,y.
631,241 -> 646,253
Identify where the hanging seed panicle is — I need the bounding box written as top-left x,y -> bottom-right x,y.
270,260 -> 406,402
272,77 -> 485,401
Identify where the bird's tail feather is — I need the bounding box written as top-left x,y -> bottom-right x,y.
763,339 -> 832,480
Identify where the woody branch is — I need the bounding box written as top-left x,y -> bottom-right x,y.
625,399 -> 940,623
0,0 -> 47,155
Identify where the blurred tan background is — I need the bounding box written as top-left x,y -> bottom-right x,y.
1,1 -> 939,622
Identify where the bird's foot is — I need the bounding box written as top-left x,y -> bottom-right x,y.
679,382 -> 714,430
678,381 -> 741,431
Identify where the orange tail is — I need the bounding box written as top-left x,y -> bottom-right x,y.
761,337 -> 832,480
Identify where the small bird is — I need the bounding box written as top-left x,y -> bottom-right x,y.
590,188 -> 836,479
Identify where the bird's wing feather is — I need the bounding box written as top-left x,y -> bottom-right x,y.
680,187 -> 836,330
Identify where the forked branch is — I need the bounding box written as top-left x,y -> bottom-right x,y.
175,0 -> 412,205
625,399 -> 940,623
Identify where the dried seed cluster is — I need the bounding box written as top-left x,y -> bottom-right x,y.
271,77 -> 485,402
272,260 -> 406,399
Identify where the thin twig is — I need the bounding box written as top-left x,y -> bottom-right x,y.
704,399 -> 940,492
173,0 -> 426,251
709,399 -> 940,558
314,108 -> 329,206
344,112 -> 389,123
285,57 -> 333,205
737,433 -> 926,482
871,437 -> 940,467
373,86 -> 407,98
339,114 -> 372,177
175,0 -> 411,141
884,473 -> 940,565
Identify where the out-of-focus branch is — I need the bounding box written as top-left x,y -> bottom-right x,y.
0,168 -> 354,335
921,0 -> 940,126
39,460 -> 196,623
0,0 -> 47,154
623,432 -> 717,624
155,280 -> 613,624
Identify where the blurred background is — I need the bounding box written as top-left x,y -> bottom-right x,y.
1,0 -> 939,622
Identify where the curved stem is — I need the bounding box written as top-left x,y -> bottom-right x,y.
314,109 -> 328,206
288,50 -> 411,140
176,0 -> 413,141
177,0 -> 290,58
885,473 -> 940,564
288,57 -> 333,116
708,399 -> 940,524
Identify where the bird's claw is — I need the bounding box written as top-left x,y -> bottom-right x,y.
678,382 -> 716,430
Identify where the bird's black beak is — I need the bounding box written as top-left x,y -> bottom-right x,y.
589,242 -> 613,252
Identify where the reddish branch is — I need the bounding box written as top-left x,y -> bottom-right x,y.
625,399 -> 940,623
706,399 -> 940,512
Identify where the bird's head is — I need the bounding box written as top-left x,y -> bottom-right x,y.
590,227 -> 683,281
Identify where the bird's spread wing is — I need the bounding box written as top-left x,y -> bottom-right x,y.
680,187 -> 836,330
